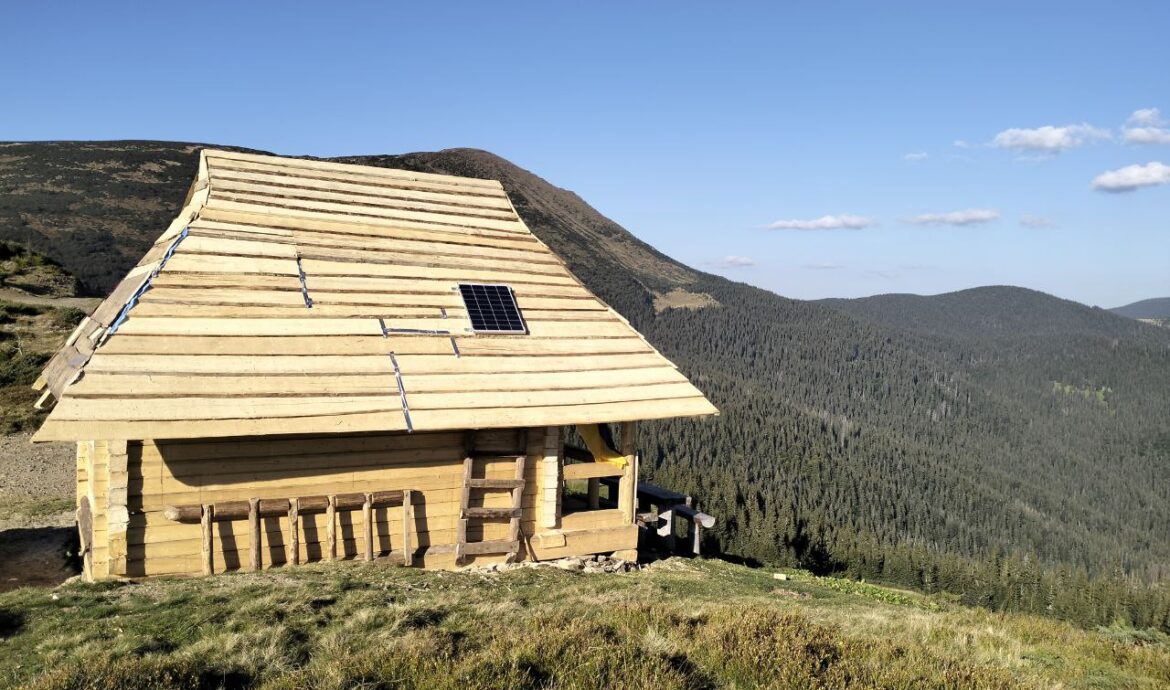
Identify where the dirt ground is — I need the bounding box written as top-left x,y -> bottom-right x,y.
0,434 -> 79,590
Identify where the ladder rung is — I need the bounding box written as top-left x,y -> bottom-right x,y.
461,539 -> 520,556
470,452 -> 526,461
467,478 -> 525,489
463,507 -> 522,519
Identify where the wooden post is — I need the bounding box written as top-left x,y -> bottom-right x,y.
403,490 -> 414,567
455,431 -> 475,565
106,440 -> 130,577
587,478 -> 600,509
325,495 -> 336,562
506,432 -> 528,563
539,426 -> 561,530
248,498 -> 261,571
201,504 -> 214,575
619,421 -> 638,524
287,498 -> 299,566
363,493 -> 373,561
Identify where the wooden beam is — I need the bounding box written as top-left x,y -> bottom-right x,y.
106,440 -> 129,577
163,491 -> 404,522
619,421 -> 638,524
563,462 -> 624,481
248,498 -> 261,571
363,493 -> 373,561
403,490 -> 414,567
455,431 -> 474,565
287,498 -> 299,566
201,504 -> 213,576
540,427 -> 561,530
325,495 -> 336,562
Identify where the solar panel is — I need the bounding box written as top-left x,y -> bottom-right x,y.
458,283 -> 528,334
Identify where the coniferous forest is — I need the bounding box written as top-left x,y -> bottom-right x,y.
2,142 -> 1169,632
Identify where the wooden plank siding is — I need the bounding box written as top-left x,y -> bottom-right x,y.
34,149 -> 716,443
83,426 -> 634,579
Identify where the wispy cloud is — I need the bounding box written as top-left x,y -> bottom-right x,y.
991,123 -> 1110,154
953,140 -> 972,149
1019,214 -> 1055,229
711,255 -> 756,268
1091,161 -> 1170,193
766,214 -> 874,231
904,208 -> 1000,226
1122,108 -> 1170,144
903,152 -> 929,162
802,262 -> 844,270
1128,108 -> 1163,127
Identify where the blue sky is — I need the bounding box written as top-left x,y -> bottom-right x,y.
2,2 -> 1167,307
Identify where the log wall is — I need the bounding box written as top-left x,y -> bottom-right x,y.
79,425 -> 635,579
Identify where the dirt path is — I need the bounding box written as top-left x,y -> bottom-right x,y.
0,434 -> 79,590
0,288 -> 99,311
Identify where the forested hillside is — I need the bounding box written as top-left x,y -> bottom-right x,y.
1113,297 -> 1170,321
3,141 -> 1170,631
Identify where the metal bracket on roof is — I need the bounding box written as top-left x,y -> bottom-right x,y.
449,336 -> 460,358
389,351 -> 413,433
106,227 -> 189,340
296,254 -> 313,309
377,318 -> 451,337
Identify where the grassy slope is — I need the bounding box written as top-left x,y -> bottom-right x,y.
1,559 -> 1166,690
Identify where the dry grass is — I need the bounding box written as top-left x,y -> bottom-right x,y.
653,289 -> 720,312
1,559 -> 1167,689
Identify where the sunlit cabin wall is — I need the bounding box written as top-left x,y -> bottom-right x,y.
83,426 -> 636,580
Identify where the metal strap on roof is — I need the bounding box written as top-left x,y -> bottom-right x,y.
296,253 -> 313,308
388,352 -> 413,433
106,227 -> 189,339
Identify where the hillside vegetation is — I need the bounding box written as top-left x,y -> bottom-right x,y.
3,142 -> 1170,632
2,559 -> 1168,690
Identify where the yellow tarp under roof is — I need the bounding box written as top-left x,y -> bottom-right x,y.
32,150 -> 717,442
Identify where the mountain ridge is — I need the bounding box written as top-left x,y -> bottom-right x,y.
1112,296 -> 1170,320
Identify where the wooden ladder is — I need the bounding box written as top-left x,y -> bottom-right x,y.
455,430 -> 528,565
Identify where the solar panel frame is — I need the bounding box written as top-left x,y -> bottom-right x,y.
458,283 -> 528,335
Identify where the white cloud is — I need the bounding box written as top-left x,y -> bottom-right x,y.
802,262 -> 843,270
712,255 -> 756,268
1091,161 -> 1170,193
1128,108 -> 1163,127
991,123 -> 1110,153
1019,214 -> 1055,229
903,152 -> 929,161
904,208 -> 1000,226
766,214 -> 874,231
1124,127 -> 1170,144
1122,108 -> 1170,144
953,139 -> 972,149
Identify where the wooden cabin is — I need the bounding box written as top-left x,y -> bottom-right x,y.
31,150 -> 717,580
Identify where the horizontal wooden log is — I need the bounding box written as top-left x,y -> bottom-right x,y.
466,478 -> 525,489
461,539 -> 519,556
462,507 -> 521,519
563,462 -> 625,481
164,490 -> 405,523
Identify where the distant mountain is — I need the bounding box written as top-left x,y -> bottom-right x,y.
3,141 -> 1170,630
1112,297 -> 1170,321
818,286 -> 1150,342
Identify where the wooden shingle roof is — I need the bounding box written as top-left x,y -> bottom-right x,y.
32,150 -> 717,442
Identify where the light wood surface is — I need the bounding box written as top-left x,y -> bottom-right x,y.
89,427 -> 626,578
34,149 -> 716,442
